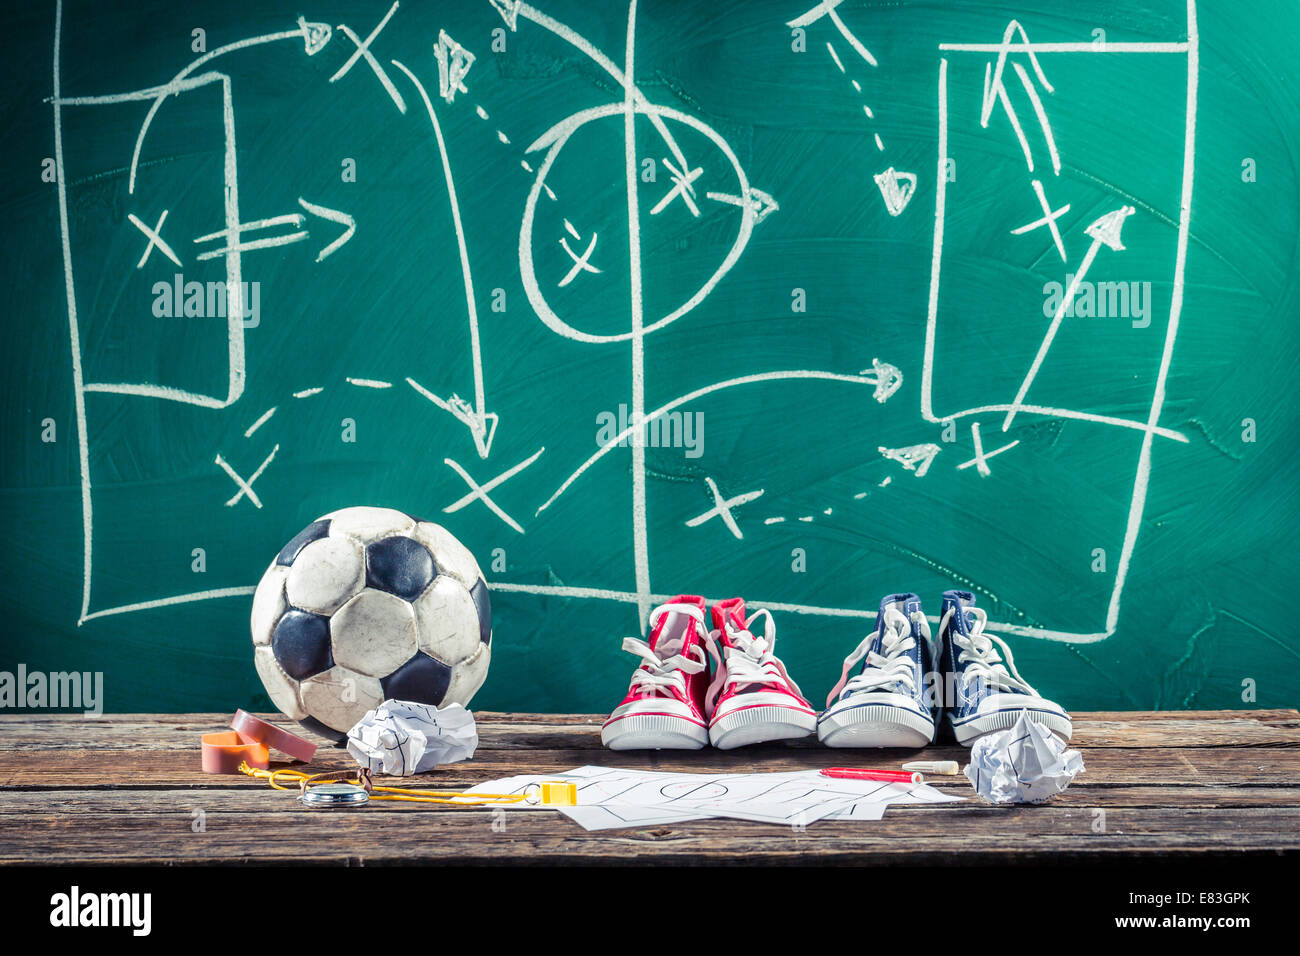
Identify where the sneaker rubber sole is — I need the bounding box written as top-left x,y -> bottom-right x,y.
601,713 -> 708,750
709,705 -> 817,750
951,707 -> 1072,745
818,703 -> 936,748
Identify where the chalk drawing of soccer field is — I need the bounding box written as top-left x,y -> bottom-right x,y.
52,0 -> 1199,647
917,3 -> 1199,641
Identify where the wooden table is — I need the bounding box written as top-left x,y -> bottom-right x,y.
2,710 -> 1297,866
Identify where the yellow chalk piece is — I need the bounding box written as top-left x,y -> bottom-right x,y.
540,781 -> 578,806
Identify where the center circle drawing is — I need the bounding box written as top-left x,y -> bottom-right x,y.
519,101 -> 757,345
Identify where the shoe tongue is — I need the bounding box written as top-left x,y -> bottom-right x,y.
878,593 -> 919,628
712,598 -> 747,641
649,597 -> 703,657
869,594 -> 921,660
943,590 -> 977,635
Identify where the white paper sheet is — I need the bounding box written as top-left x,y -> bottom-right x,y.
823,779 -> 965,820
461,765 -> 964,830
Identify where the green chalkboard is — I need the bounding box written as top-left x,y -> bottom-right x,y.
2,0 -> 1297,716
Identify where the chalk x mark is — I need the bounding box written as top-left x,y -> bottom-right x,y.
215,444 -> 279,509
650,156 -> 703,217
443,448 -> 544,533
957,422 -> 1019,476
128,210 -> 182,267
330,2 -> 406,114
685,477 -> 763,539
1010,179 -> 1070,261
558,233 -> 602,286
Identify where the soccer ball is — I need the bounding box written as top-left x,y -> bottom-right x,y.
250,506 -> 492,742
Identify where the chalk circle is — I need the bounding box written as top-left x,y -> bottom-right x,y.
520,101 -> 757,344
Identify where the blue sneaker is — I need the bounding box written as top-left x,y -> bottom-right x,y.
818,593 -> 939,747
939,590 -> 1072,744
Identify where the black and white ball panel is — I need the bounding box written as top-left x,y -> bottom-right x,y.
380,652 -> 453,707
322,505 -> 415,541
284,535 -> 365,615
271,608 -> 333,680
411,521 -> 483,587
253,645 -> 307,720
365,535 -> 435,600
299,663 -> 383,733
254,507 -> 494,737
445,642 -> 491,703
330,589 -> 418,677
275,518 -> 330,566
470,579 -> 492,646
413,575 -> 483,665
250,562 -> 288,646
297,715 -> 348,744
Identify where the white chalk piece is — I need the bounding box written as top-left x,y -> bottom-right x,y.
902,760 -> 961,775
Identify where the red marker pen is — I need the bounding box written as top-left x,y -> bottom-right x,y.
820,767 -> 923,784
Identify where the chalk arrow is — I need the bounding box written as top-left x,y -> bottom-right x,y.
488,0 -> 522,31
705,187 -> 780,224
297,16 -> 332,55
297,197 -> 355,263
1084,204 -> 1134,251
434,30 -> 475,103
406,379 -> 500,458
879,442 -> 941,478
873,168 -> 917,217
860,357 -> 902,403
1002,204 -> 1134,431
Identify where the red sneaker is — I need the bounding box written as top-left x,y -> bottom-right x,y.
704,598 -> 817,749
601,596 -> 711,750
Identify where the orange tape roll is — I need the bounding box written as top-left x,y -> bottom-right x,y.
230,709 -> 318,762
201,731 -> 270,774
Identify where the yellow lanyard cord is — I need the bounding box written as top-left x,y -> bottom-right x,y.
237,762 -> 576,806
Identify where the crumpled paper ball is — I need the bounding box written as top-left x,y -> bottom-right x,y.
964,710 -> 1084,804
347,699 -> 478,775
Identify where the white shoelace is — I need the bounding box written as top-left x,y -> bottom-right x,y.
825,605 -> 930,708
940,604 -> 1038,697
702,609 -> 803,714
621,602 -> 709,699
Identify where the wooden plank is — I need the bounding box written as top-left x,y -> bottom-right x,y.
0,713 -> 604,753
3,785 -> 1299,819
1071,717 -> 1300,748
2,806 -> 1298,866
2,746 -> 1297,789
0,710 -> 1296,750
